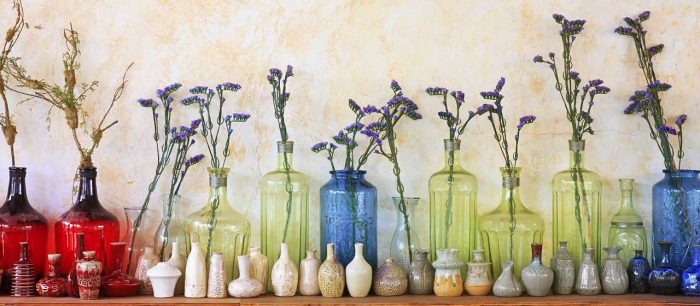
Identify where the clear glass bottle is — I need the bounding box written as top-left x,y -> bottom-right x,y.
260,141 -> 309,271
608,179 -> 647,266
390,197 -> 421,273
429,139 -> 477,267
123,207 -> 154,275
552,140 -> 602,267
479,167 -> 544,278
186,167 -> 250,283
154,194 -> 187,261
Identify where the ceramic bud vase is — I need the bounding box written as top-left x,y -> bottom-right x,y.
147,262 -> 182,298
575,248 -> 601,295
601,246 -> 628,294
681,245 -> 700,296
36,254 -> 66,297
408,250 -> 434,295
228,255 -> 263,298
627,250 -> 651,293
373,258 -> 408,296
550,241 -> 575,295
649,241 -> 680,295
271,242 -> 298,296
432,249 -> 464,297
464,249 -> 492,296
492,260 -> 522,297
521,243 -> 553,297
248,247 -> 269,292
207,253 -> 227,298
347,243 -> 372,297
298,249 -> 321,296
76,251 -> 102,300
185,242 -> 207,298
166,240 -> 186,295
11,241 -> 36,296
135,246 -> 158,295
317,243 -> 345,297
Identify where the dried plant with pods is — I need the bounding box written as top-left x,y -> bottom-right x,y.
0,0 -> 26,166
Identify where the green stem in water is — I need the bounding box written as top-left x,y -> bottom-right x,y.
444,148 -> 455,247
281,152 -> 294,243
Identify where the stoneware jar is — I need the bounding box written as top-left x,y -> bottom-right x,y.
373,258 -> 408,296
550,241 -> 575,295
408,250 -> 434,295
185,241 -> 207,298
228,255 -> 263,298
464,249 -> 492,296
575,248 -> 601,295
318,243 -> 345,297
146,262 -> 182,298
432,249 -> 464,297
521,243 -> 553,297
207,252 -> 227,298
346,243 -> 372,297
298,249 -> 321,296
271,242 -> 298,296
166,240 -> 186,295
248,247 -> 269,292
36,254 -> 66,297
627,249 -> 651,293
135,246 -> 158,295
601,246 -> 629,295
492,260 -> 522,297
76,251 -> 102,300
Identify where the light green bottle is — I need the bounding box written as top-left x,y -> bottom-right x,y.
608,178 -> 647,266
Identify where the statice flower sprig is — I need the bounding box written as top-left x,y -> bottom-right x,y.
311,141 -> 338,172
267,65 -> 294,142
425,86 -> 477,140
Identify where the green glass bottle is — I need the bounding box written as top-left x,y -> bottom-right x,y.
478,167 -> 544,278
608,178 -> 647,266
552,140 -> 602,267
429,139 -> 477,267
185,167 -> 250,283
260,141 -> 309,275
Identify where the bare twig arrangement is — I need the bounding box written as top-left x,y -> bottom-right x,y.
0,0 -> 26,166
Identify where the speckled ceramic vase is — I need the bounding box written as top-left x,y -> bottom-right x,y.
271,242 -> 298,297
408,250 -> 434,295
521,243 -> 553,297
346,243 -> 372,297
248,247 -> 269,292
135,246 -> 158,295
464,249 -> 492,296
318,243 -> 344,297
602,246 -> 628,295
298,249 -> 321,296
228,255 -> 263,298
207,253 -> 227,298
432,249 -> 464,297
550,241 -> 575,295
492,260 -> 522,297
575,248 -> 601,295
373,258 -> 408,296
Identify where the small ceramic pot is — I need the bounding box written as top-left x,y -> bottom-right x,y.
464,249 -> 492,296
492,260 -> 522,297
249,247 -> 269,292
185,242 -> 207,298
271,242 -> 298,296
135,246 -> 158,295
318,243 -> 345,297
346,243 -> 372,297
575,248 -> 601,295
298,249 -> 321,296
36,254 -> 66,297
228,255 -> 263,298
76,251 -> 102,300
521,243 -> 553,297
408,250 -> 434,295
601,246 -> 629,295
207,253 -> 227,298
550,241 -> 575,295
432,249 -> 464,297
373,258 -> 407,296
147,262 -> 182,298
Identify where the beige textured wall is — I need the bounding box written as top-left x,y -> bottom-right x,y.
1,0 -> 698,262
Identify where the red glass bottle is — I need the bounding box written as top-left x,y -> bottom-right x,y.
55,167 -> 119,276
36,254 -> 67,297
11,241 -> 36,296
65,232 -> 84,297
0,167 -> 48,291
101,242 -> 139,297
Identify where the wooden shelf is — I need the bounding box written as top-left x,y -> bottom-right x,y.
2,294 -> 699,306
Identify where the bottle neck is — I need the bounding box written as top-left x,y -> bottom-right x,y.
75,234 -> 85,260
444,149 -> 462,169
499,173 -> 525,211
6,168 -> 28,203
326,244 -> 335,260
660,244 -> 671,265
19,243 -> 28,261
77,170 -> 99,203
569,149 -> 586,169
48,257 -> 59,277
162,195 -> 182,220
619,187 -> 635,213
277,152 -> 294,171
208,172 -> 230,209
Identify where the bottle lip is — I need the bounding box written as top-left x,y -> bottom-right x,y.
568,140 -> 586,152
330,169 -> 367,175
663,169 -> 700,175
79,167 -> 98,177
277,141 -> 294,153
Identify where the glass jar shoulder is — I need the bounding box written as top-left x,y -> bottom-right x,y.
261,169 -> 310,191
551,167 -> 602,187
428,168 -> 477,188
187,206 -> 250,232
479,206 -> 544,228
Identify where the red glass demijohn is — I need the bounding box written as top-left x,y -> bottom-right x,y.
0,167 -> 48,291
55,167 -> 119,276
101,242 -> 139,297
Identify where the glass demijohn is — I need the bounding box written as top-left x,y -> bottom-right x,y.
608,178 -> 647,266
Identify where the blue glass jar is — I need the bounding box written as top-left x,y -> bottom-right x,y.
627,249 -> 651,293
652,170 -> 700,270
320,170 -> 377,270
649,241 -> 681,295
681,244 -> 700,295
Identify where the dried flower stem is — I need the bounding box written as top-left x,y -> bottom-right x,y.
0,0 -> 25,166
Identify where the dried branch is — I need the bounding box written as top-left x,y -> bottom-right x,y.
0,0 -> 27,166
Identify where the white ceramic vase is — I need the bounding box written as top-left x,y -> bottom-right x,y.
492,260 -> 523,297
207,252 -> 227,298
228,255 -> 263,298
346,243 -> 372,297
185,242 -> 207,298
298,249 -> 321,296
249,247 -> 269,292
166,240 -> 186,295
147,262 -> 182,298
271,242 -> 298,296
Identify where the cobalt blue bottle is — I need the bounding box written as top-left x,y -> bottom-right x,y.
627,249 -> 651,293
649,241 -> 681,295
681,244 -> 700,295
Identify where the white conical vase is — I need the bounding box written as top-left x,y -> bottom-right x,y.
346,243 -> 372,297
185,242 -> 207,298
271,243 -> 298,296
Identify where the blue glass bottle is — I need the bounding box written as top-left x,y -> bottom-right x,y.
652,170 -> 700,270
649,241 -> 681,295
627,249 -> 651,293
320,170 -> 377,270
681,244 -> 700,295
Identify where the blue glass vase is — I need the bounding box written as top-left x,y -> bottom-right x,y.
652,170 -> 700,270
681,244 -> 700,295
627,249 -> 651,293
649,241 -> 681,295
320,170 -> 377,270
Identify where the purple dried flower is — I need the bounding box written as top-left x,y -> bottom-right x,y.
190,86 -> 211,95
517,115 -> 537,130
185,154 -> 205,167
568,71 -> 581,83
344,122 -> 365,133
190,119 -> 202,130
561,19 -> 586,36
348,99 -> 362,114
648,44 -> 664,57
480,91 -> 503,101
533,55 -> 544,63
476,103 -> 494,115
639,11 -> 650,21
388,95 -> 414,107
360,129 -> 382,147
138,98 -> 158,109
495,77 -> 506,93
659,125 -> 678,135
450,91 -> 465,105
390,80 -> 402,92
366,122 -> 386,131
438,111 -> 457,124
675,114 -> 687,127
553,14 -> 565,23
269,68 -> 282,78
362,105 -> 379,114
614,26 -> 634,36
227,113 -> 251,122
181,96 -> 206,106
285,65 -> 294,78
311,141 -> 328,153
333,130 -> 351,145
157,83 -> 182,100
647,80 -> 672,92
592,85 -> 610,95
425,87 -> 448,96
216,82 -> 242,92
588,79 -> 604,87
623,17 -> 639,27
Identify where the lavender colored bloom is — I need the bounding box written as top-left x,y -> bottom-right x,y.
553,14 -> 565,23
217,82 -> 242,92
344,122 -> 365,133
592,85 -> 610,95
366,121 -> 386,131
450,91 -> 465,105
588,79 -> 604,87
517,115 -> 536,130
190,119 -> 203,130
495,77 -> 506,93
333,130 -> 351,145
360,129 -> 382,147
190,86 -> 211,95
648,44 -> 664,57
362,105 -> 379,114
311,141 -> 328,153
568,71 -> 581,83
639,11 -> 650,21
533,55 -> 544,63
348,99 -> 362,114
269,68 -> 282,78
266,75 -> 276,84
476,103 -> 494,115
623,17 -> 639,27
390,80 -> 402,92
388,95 -> 414,107
480,91 -> 503,101
157,83 -> 182,100
181,95 -> 206,106
438,111 -> 457,124
228,113 -> 251,122
675,114 -> 687,127
659,125 -> 678,135
285,65 -> 294,78
185,154 -> 205,167
137,98 -> 158,109
561,19 -> 586,36
425,87 -> 448,96
647,80 -> 672,92
624,101 -> 641,114
614,26 -> 634,36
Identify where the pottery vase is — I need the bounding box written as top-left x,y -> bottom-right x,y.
601,246 -> 629,295
166,240 -> 186,295
318,243 -> 345,297
135,246 -> 158,295
373,258 -> 408,296
185,242 -> 207,298
432,249 -> 464,297
76,251 -> 102,300
147,262 -> 182,298
36,254 -> 66,297
271,242 -> 298,296
11,242 -> 36,296
298,249 -> 321,296
464,249 -> 492,296
521,243 -> 553,297
408,250 -> 434,295
492,260 -> 522,297
627,249 -> 651,293
649,241 -> 680,295
346,243 -> 372,297
575,248 -> 601,295
228,255 -> 263,298
207,253 -> 227,298
550,241 -> 575,295
248,247 -> 269,292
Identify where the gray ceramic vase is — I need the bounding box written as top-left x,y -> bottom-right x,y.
521,243 -> 553,297
408,250 -> 434,295
575,248 -> 601,295
550,241 -> 575,295
601,246 -> 629,295
492,260 -> 522,297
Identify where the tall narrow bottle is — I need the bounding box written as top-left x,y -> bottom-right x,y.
608,179 -> 647,266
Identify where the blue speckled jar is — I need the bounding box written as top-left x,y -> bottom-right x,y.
627,249 -> 651,293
